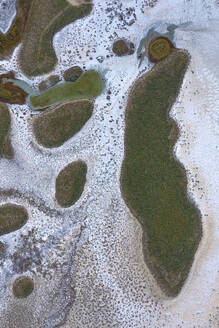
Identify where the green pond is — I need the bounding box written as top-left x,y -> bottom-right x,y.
3,70 -> 103,110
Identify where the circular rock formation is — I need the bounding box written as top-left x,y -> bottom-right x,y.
63,66 -> 83,82
13,276 -> 34,298
112,39 -> 135,56
148,37 -> 174,63
0,204 -> 28,236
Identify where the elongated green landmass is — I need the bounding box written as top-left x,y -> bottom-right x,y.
29,70 -> 102,110
56,161 -> 87,207
0,204 -> 28,236
121,50 -> 202,296
32,99 -> 93,148
18,0 -> 93,76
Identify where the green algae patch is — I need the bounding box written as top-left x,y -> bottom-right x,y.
0,102 -> 13,159
19,0 -> 93,77
56,161 -> 87,207
29,70 -> 103,110
13,276 -> 34,298
0,204 -> 28,236
121,50 -> 202,296
0,0 -> 32,58
32,99 -> 93,148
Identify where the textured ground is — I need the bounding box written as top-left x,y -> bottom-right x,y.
0,0 -> 218,327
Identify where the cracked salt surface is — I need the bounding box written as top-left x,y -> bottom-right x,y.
0,0 -> 218,327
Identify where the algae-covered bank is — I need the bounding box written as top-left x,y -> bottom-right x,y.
121,50 -> 202,296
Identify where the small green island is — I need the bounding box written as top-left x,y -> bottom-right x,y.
32,100 -> 93,148
56,161 -> 87,208
13,276 -> 34,298
0,204 -> 28,236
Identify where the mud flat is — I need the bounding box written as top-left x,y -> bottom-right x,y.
121,50 -> 202,297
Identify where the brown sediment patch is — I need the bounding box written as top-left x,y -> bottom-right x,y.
0,204 -> 28,236
148,36 -> 174,63
31,99 -> 93,148
12,276 -> 34,298
38,75 -> 61,92
63,66 -> 83,82
112,39 -> 135,57
0,0 -> 33,58
55,160 -> 87,208
0,71 -> 27,105
18,0 -> 93,76
121,49 -> 202,297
